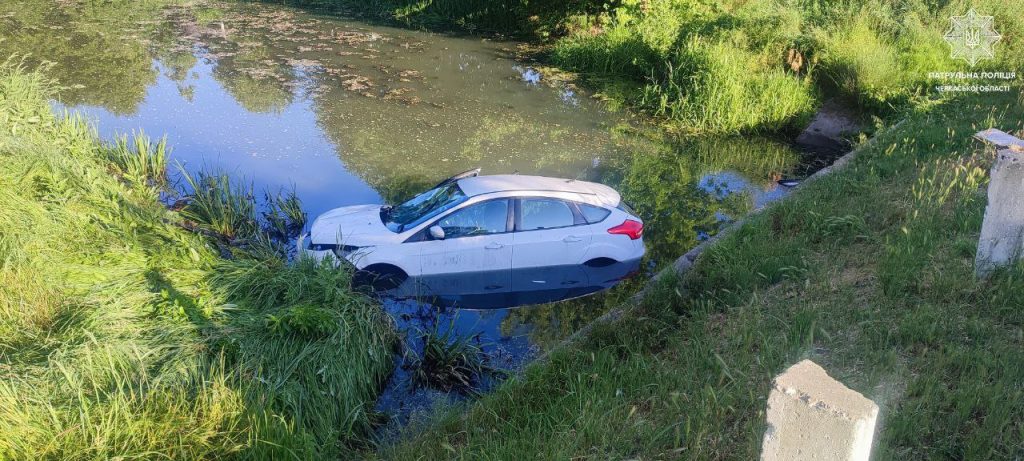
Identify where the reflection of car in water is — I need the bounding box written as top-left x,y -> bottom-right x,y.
300,170 -> 645,302
387,257 -> 642,309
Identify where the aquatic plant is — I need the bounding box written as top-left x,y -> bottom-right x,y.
407,323 -> 503,395
179,169 -> 260,242
262,187 -> 307,242
105,131 -> 169,189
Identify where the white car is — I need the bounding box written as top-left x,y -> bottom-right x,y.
300,170 -> 645,291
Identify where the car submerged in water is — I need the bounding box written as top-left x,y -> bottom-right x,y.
299,170 -> 644,302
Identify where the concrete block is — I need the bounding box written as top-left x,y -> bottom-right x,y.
974,129 -> 1024,278
761,360 -> 878,461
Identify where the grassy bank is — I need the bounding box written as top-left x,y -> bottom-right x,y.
271,0 -> 1021,134
0,62 -> 396,458
379,89 -> 1024,457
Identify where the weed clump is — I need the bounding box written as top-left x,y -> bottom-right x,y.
262,187 -> 307,242
407,323 -> 503,395
105,131 -> 169,190
179,170 -> 259,242
177,169 -> 307,253
265,304 -> 338,338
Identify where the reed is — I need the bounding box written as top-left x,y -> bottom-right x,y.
407,323 -> 503,395
105,131 -> 169,189
179,169 -> 260,242
262,187 -> 307,242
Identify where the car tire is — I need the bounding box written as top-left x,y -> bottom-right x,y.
583,257 -> 618,268
354,264 -> 408,291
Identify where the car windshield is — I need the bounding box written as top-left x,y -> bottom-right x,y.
385,182 -> 468,232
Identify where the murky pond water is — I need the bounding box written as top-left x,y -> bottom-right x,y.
3,0 -> 806,430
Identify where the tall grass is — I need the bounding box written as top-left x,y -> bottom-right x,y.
0,61 -> 396,458
550,1 -> 817,133
105,131 -> 169,190
549,0 -> 1020,131
263,187 -> 307,242
180,169 -> 260,241
643,40 -> 815,133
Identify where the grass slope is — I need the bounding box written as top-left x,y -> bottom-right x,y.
379,91 -> 1024,459
0,62 -> 396,459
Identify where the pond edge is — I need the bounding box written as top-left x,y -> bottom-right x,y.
532,118 -> 908,366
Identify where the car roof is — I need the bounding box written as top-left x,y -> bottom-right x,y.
457,174 -> 620,206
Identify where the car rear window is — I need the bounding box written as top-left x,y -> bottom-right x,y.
578,203 -> 611,224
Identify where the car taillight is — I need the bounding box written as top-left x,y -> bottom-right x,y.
607,219 -> 643,240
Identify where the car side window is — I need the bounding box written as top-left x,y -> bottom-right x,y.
519,198 -> 576,231
578,203 -> 611,223
436,199 -> 509,238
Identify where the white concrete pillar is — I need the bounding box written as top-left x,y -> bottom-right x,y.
974,129 -> 1024,278
761,360 -> 878,461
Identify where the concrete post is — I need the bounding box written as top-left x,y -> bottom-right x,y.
761,360 -> 878,461
974,129 -> 1024,278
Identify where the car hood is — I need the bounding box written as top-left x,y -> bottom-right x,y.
309,204 -> 401,246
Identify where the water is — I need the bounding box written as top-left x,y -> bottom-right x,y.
3,0 -> 807,429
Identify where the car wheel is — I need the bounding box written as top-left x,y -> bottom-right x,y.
354,264 -> 408,291
583,257 -> 618,268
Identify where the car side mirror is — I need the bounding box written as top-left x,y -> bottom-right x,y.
429,225 -> 445,240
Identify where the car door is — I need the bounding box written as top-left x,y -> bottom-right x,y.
511,197 -> 592,292
417,198 -> 513,295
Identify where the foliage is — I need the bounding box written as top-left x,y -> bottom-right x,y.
180,169 -> 260,242
0,61 -> 396,458
177,171 -> 307,249
105,131 -> 170,190
266,304 -> 338,337
407,323 -> 503,395
642,39 -> 815,133
262,187 -> 308,242
291,0 -> 1021,133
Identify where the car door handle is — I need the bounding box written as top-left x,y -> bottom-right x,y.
485,242 -> 504,249
563,236 -> 582,243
